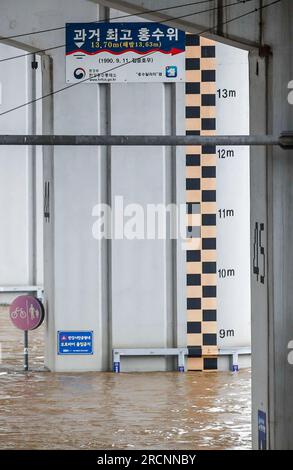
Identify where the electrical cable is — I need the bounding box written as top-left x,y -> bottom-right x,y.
0,0 -> 281,118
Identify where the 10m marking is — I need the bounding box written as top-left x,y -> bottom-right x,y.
218,268 -> 235,278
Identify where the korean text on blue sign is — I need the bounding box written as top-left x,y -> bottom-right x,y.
65,23 -> 185,83
258,410 -> 267,450
57,331 -> 93,355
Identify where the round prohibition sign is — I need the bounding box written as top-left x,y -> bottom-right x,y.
9,295 -> 45,331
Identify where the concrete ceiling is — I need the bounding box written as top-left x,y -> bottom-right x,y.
87,0 -> 263,48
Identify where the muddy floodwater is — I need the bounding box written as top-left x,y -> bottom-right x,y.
0,306 -> 251,450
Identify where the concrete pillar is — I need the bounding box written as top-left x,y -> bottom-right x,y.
265,3 -> 293,449
249,2 -> 293,450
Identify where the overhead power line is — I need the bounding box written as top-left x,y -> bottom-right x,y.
0,0 -> 255,64
0,0 -> 216,41
0,0 -> 282,118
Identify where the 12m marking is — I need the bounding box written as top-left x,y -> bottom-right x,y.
218,148 -> 235,159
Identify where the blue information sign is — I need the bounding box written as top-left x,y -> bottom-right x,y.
66,22 -> 185,55
57,331 -> 93,355
258,410 -> 267,450
65,22 -> 185,83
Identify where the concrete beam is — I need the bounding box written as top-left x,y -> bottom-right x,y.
91,0 -> 262,48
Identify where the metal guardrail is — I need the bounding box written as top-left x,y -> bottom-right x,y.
218,347 -> 251,372
112,347 -> 188,372
0,285 -> 44,300
0,132 -> 292,147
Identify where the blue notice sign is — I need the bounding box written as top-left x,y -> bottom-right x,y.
57,331 -> 93,355
258,410 -> 267,450
65,22 -> 185,83
65,23 -> 185,56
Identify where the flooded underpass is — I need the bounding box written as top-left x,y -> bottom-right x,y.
0,306 -> 251,450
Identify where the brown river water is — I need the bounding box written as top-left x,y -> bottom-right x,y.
0,306 -> 251,450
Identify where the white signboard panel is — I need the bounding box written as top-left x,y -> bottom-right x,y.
66,23 -> 185,83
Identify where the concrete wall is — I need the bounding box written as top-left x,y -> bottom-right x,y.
0,43 -> 43,304
110,84 -> 186,371
0,1 -> 186,372
216,43 -> 251,361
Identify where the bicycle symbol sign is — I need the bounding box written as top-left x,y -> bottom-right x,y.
9,295 -> 44,331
